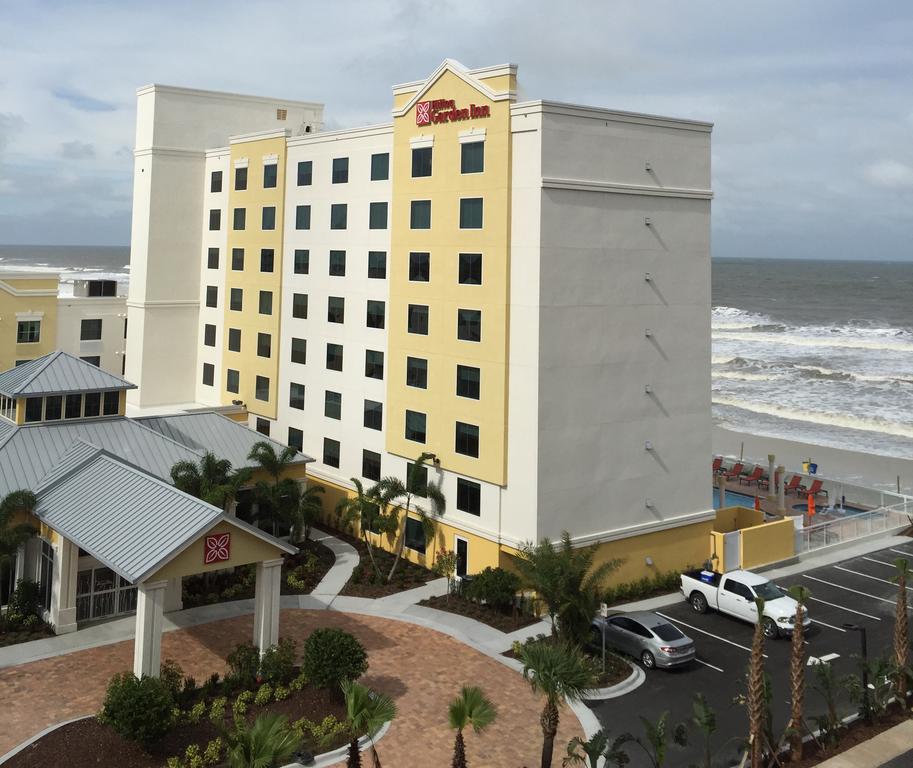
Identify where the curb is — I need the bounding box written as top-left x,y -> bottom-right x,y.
581,661 -> 645,701
0,715 -> 93,764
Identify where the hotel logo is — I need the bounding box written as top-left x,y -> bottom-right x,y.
415,99 -> 490,125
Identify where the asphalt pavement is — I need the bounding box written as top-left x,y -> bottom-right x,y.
589,538 -> 913,767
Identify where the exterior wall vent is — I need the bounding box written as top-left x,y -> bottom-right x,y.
276,108 -> 288,121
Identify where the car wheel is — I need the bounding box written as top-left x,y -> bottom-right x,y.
762,617 -> 779,639
641,650 -> 656,669
690,592 -> 708,614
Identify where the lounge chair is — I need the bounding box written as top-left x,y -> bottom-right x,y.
799,478 -> 828,500
739,466 -> 763,486
783,475 -> 802,495
723,462 -> 744,480
712,457 -> 723,474
758,471 -> 780,491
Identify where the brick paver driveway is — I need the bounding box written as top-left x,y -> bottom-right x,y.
0,610 -> 583,767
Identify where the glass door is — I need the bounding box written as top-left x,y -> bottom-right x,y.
76,566 -> 138,622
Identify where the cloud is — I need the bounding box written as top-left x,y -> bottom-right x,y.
53,88 -> 116,112
60,140 -> 96,159
864,160 -> 913,189
0,112 -> 24,153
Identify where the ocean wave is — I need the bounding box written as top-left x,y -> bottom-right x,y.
713,371 -> 778,381
711,355 -> 737,365
713,330 -> 913,353
712,396 -> 913,440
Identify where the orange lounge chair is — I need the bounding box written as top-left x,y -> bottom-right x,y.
783,475 -> 802,495
758,471 -> 780,491
739,466 -> 763,486
723,462 -> 744,480
712,457 -> 723,474
800,478 -> 828,499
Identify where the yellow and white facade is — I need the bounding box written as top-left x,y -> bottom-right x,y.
128,60 -> 716,583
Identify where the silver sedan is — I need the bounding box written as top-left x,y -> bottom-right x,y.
591,610 -> 696,670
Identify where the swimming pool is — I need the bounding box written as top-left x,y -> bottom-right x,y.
791,502 -> 867,516
712,487 -> 758,509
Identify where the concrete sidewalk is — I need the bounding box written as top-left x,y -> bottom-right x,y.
815,720 -> 913,768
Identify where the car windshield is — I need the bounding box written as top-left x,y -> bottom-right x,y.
651,623 -> 684,641
753,581 -> 785,601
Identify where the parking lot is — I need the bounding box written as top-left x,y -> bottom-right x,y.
589,538 -> 913,767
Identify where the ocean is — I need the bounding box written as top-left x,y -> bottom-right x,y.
0,244 -> 130,296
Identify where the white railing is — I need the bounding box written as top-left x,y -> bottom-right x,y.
798,500 -> 913,553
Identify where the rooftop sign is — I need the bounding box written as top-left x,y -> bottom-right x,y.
416,99 -> 490,125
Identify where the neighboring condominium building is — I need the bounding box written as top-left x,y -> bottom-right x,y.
126,60 -> 715,582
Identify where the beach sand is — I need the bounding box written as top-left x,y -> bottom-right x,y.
713,425 -> 913,496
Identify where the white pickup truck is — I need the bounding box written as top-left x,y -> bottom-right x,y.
680,568 -> 811,639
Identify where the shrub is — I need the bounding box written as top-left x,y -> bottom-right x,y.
185,700 -> 206,725
202,737 -> 224,766
289,671 -> 308,692
232,690 -> 254,727
6,579 -> 42,628
209,696 -> 227,727
301,628 -> 368,690
466,567 -> 519,610
226,642 -> 260,690
99,672 -> 174,745
160,659 -> 185,701
259,637 -> 297,685
602,570 -> 681,606
201,672 -> 221,698
293,714 -> 348,752
254,683 -> 273,706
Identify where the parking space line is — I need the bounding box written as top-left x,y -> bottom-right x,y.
834,565 -> 913,591
695,658 -> 724,673
802,574 -> 898,606
806,595 -> 880,621
655,612 -> 767,658
810,618 -> 846,633
890,548 -> 913,558
862,556 -> 896,568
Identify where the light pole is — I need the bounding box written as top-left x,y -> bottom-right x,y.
600,602 -> 609,674
843,623 -> 871,723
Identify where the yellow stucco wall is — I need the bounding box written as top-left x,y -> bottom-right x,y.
714,506 -> 765,533
0,275 -> 59,372
386,68 -> 513,486
222,135 -> 287,419
740,518 -> 796,570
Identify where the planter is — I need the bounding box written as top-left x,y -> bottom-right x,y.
580,660 -> 645,701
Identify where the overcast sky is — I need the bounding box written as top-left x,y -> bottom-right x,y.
1,0 -> 911,259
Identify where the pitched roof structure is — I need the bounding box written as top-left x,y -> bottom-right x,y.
0,351 -> 136,397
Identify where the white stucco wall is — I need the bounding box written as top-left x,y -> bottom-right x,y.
56,297 -> 127,375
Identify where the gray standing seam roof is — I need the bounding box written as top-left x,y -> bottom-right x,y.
0,351 -> 136,397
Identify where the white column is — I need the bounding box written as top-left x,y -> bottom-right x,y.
133,580 -> 168,678
717,474 -> 727,508
49,537 -> 78,634
777,465 -> 787,514
163,576 -> 183,613
767,454 -> 776,502
13,543 -> 26,583
253,558 -> 283,656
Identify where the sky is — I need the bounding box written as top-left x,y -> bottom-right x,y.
0,0 -> 912,259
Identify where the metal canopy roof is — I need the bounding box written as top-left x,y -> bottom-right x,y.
0,351 -> 136,397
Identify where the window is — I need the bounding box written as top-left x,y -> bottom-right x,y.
296,205 -> 311,230
325,390 -> 342,420
723,579 -> 753,600
202,362 -> 214,386
326,343 -> 343,371
404,517 -> 426,553
204,324 -> 216,346
233,207 -> 246,230
297,160 -> 312,186
261,206 -> 276,231
257,332 -> 271,358
81,356 -> 100,367
44,395 -> 62,421
65,393 -> 81,419
209,209 -> 221,230
407,462 -> 428,497
230,288 -> 243,312
294,249 -> 309,274
364,349 -> 384,379
84,392 -> 101,417
235,166 -> 247,190
369,202 -> 388,230
228,328 -> 241,352
329,250 -> 346,276
16,320 -> 40,344
368,251 -> 386,279
362,450 -> 381,481
292,293 -> 308,319
459,253 -> 482,285
207,247 -> 219,269
24,396 -> 43,422
461,141 -> 484,174
412,146 -> 432,177
256,418 -> 270,436
206,285 -> 218,308
363,399 -> 383,430
289,382 -> 305,410
457,478 -> 481,516
255,375 -> 270,402
371,153 -> 389,180
456,365 -> 480,399
366,300 -> 385,329
405,410 -> 426,443
263,163 -> 277,189
327,296 -> 345,324
211,170 -> 223,193
291,337 -> 306,364
409,252 -> 430,282
323,438 -> 340,468
76,319 -> 99,340
226,369 -> 240,393
231,248 -> 244,271
410,200 -> 431,229
103,391 -> 119,415
457,309 -> 481,342
406,357 -> 427,388
332,157 -> 349,184
455,422 -> 480,457
288,427 -> 303,451
260,248 -> 274,272
330,203 -> 348,230
408,304 -> 429,335
460,198 -> 483,229
38,540 -> 54,611
258,290 -> 273,315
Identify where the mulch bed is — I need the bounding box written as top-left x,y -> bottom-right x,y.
419,593 -> 540,633
501,643 -> 631,688
0,622 -> 55,648
329,529 -> 437,598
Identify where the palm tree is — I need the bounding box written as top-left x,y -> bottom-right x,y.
786,584 -> 811,762
337,479 -> 390,581
747,597 -> 767,768
226,713 -> 298,768
691,693 -> 716,768
562,730 -> 628,767
617,712 -> 687,768
0,490 -> 37,604
371,453 -> 445,583
342,680 -> 396,768
892,558 -> 910,701
247,441 -> 302,534
518,640 -> 597,768
288,484 -> 325,544
170,452 -> 251,512
448,686 -> 497,768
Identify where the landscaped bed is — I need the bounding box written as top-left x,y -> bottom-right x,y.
332,529 -> 438,598
0,618 -> 54,649
419,592 -> 541,633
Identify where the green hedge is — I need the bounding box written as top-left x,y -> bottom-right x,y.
602,569 -> 682,606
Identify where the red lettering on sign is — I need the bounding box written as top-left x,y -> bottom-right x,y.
415,98 -> 490,126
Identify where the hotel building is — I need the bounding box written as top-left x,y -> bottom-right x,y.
126,60 -> 715,582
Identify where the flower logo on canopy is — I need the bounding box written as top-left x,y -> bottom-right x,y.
415,101 -> 431,126
204,533 -> 231,564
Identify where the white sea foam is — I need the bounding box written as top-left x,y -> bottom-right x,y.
714,330 -> 913,353
713,371 -> 778,382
